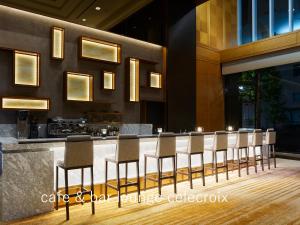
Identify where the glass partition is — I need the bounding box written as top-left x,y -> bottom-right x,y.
224,62 -> 300,154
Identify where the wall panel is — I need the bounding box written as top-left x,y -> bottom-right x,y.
0,6 -> 164,124
196,45 -> 224,131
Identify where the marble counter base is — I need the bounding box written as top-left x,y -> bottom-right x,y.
0,149 -> 53,222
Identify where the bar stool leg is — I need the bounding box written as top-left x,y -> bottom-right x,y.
267,145 -> 271,170
55,166 -> 59,210
116,163 -> 121,208
261,146 -> 264,171
136,161 -> 141,203
253,147 -> 257,173
64,169 -> 69,220
225,151 -> 229,180
157,158 -> 162,196
188,154 -> 193,189
214,151 -> 218,183
273,145 -> 277,168
90,166 -> 95,214
81,168 -> 84,205
144,156 -> 147,191
201,153 -> 205,186
172,156 -> 177,194
105,161 -> 108,200
237,148 -> 241,177
175,153 -> 178,172
246,148 -> 249,175
125,162 -> 128,195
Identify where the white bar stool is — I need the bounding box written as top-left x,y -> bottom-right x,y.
265,128 -> 276,169
55,135 -> 95,221
104,135 -> 140,208
144,133 -> 177,196
206,131 -> 229,183
249,129 -> 264,172
234,131 -> 249,177
176,132 -> 205,188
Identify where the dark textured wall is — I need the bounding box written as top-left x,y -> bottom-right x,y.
166,1 -> 196,132
0,6 -> 164,124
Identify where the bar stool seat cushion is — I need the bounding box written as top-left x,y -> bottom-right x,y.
57,160 -> 65,168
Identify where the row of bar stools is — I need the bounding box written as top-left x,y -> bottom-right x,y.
55,135 -> 95,220
206,131 -> 229,183
176,132 -> 205,188
144,133 -> 177,196
105,135 -> 141,208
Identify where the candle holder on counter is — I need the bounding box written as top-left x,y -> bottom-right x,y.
196,126 -> 204,132
227,126 -> 234,132
157,128 -> 163,134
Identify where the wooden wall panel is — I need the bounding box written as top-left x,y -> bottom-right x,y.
221,30 -> 300,63
196,45 -> 224,131
196,0 -> 237,50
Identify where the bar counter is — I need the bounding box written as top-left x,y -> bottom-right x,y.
0,132 -> 255,221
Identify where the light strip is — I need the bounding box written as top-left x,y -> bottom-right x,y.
1,97 -> 49,110
0,5 -> 164,51
129,58 -> 139,102
52,27 -> 64,59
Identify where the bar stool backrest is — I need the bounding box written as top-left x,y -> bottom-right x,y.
156,132 -> 176,157
188,132 -> 204,153
213,131 -> 228,151
116,135 -> 139,162
65,135 -> 93,168
266,128 -> 276,145
235,131 -> 248,148
252,129 -> 263,146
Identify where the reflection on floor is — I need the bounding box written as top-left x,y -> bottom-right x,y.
6,159 -> 300,225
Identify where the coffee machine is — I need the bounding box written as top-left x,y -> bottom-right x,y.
17,110 -> 30,139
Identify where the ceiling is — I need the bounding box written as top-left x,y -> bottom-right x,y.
0,0 -> 153,30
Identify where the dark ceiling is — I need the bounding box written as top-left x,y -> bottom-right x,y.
0,0 -> 153,30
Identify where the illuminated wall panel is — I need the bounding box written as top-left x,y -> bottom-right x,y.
149,72 -> 162,88
127,58 -> 140,102
65,72 -> 93,102
14,50 -> 40,86
52,27 -> 64,59
1,97 -> 49,110
101,71 -> 115,90
80,37 -> 121,63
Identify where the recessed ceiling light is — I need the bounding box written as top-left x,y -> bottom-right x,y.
82,18 -> 86,22
95,6 -> 101,11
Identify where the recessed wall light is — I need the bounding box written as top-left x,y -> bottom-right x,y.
95,6 -> 101,11
82,18 -> 86,22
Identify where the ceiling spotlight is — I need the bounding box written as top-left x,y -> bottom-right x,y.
82,18 -> 86,22
95,6 -> 101,11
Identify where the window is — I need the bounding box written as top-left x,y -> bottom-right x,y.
274,0 -> 289,35
294,0 -> 300,31
257,0 -> 269,40
242,0 -> 252,44
293,93 -> 300,103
